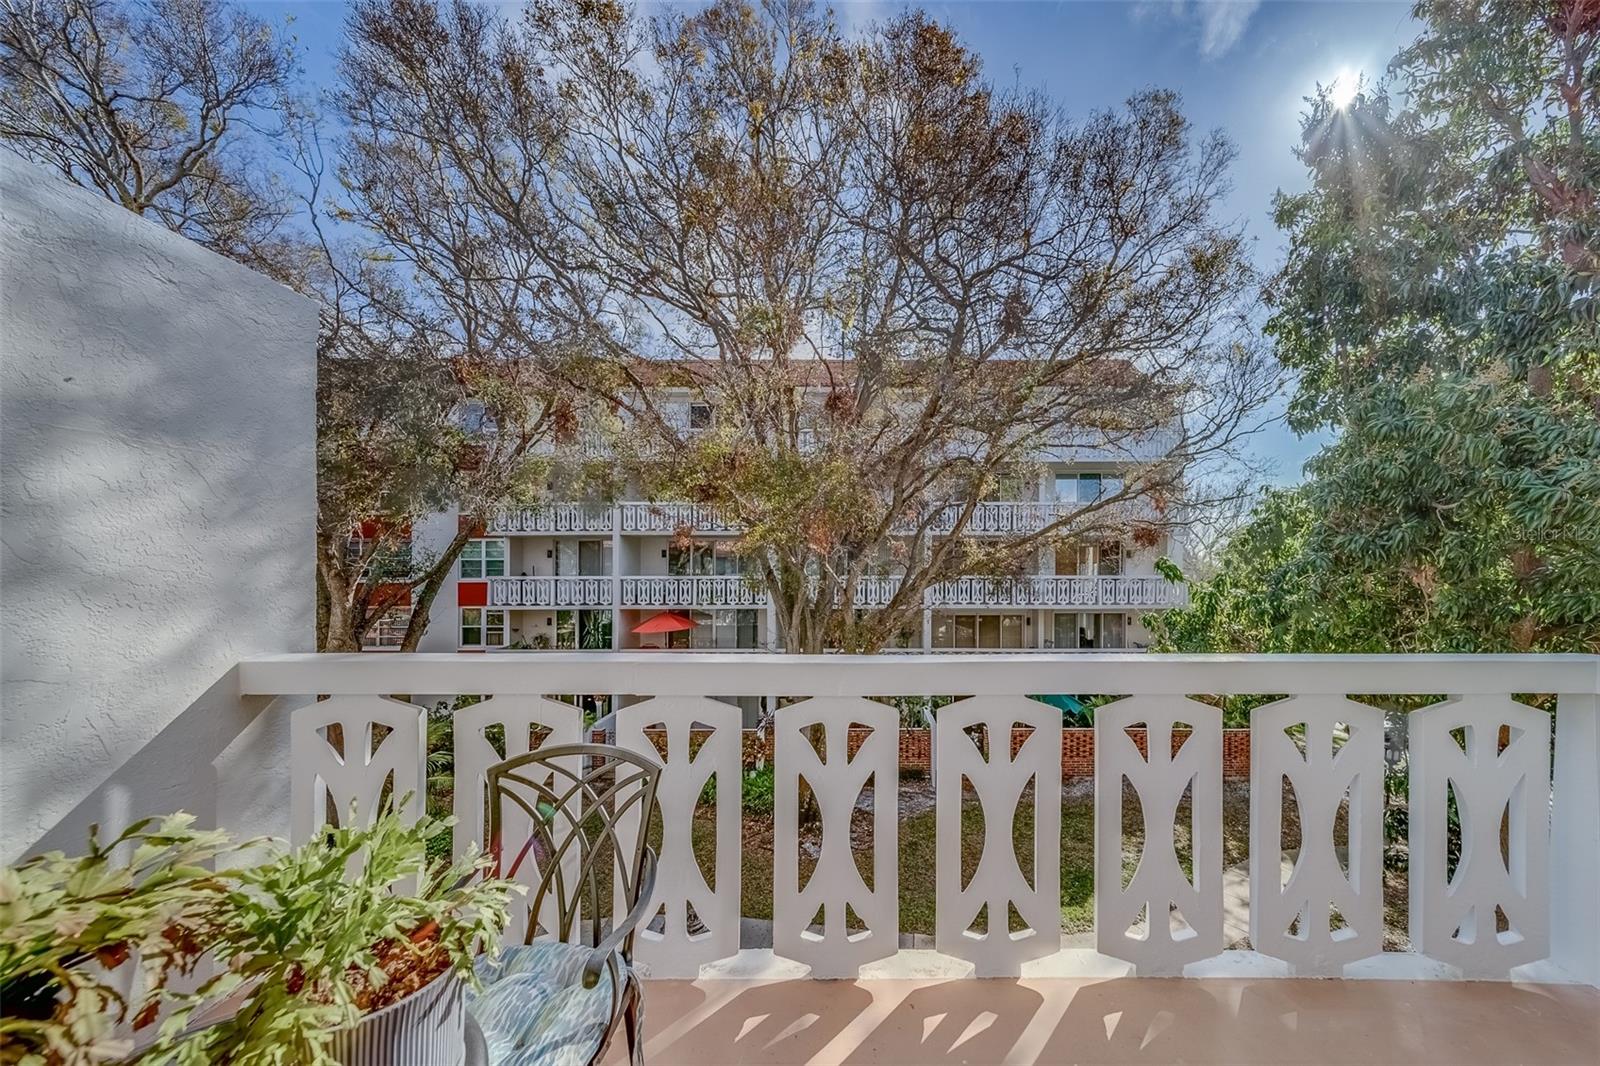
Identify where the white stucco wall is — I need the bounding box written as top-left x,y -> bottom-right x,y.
0,153 -> 317,861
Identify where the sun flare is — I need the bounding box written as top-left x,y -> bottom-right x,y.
1328,68 -> 1359,111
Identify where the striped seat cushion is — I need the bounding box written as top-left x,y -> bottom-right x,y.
466,942 -> 623,1066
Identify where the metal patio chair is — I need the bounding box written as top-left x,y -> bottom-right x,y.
467,743 -> 660,1066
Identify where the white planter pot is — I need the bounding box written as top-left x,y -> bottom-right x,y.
327,965 -> 465,1066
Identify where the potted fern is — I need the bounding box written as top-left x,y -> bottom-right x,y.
0,807 -> 515,1065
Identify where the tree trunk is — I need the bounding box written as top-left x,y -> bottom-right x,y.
316,531 -> 363,652
399,527 -> 475,652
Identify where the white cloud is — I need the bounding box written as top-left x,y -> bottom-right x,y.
1134,0 -> 1262,60
1196,0 -> 1261,59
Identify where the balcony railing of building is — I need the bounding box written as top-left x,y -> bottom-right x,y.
486,504 -> 614,534
492,499 -> 1166,538
853,574 -> 1184,610
607,573 -> 1183,610
906,499 -> 1163,536
249,652 -> 1599,988
619,575 -> 766,608
926,574 -> 1186,609
616,501 -> 741,535
486,576 -> 614,608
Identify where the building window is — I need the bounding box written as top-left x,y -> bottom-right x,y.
577,539 -> 608,576
458,400 -> 495,434
459,538 -> 507,579
461,608 -> 507,648
363,607 -> 411,649
666,609 -> 759,649
1057,540 -> 1121,576
668,540 -> 744,576
1056,473 -> 1124,504
1053,612 -> 1125,650
688,402 -> 715,430
555,609 -> 611,650
933,613 -> 1027,649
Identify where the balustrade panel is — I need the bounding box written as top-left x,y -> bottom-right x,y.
934,696 -> 1062,975
1094,696 -> 1224,974
290,695 -> 426,843
615,697 -> 742,978
1249,696 -> 1384,974
620,575 -> 766,608
1410,695 -> 1551,977
452,697 -> 582,944
773,697 -> 899,977
251,654 -> 1598,989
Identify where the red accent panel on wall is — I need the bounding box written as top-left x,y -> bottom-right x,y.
457,581 -> 488,607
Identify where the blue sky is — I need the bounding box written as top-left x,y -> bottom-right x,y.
254,0 -> 1420,483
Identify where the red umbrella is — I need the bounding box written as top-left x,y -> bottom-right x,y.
631,611 -> 697,635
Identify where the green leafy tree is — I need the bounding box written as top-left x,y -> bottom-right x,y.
1162,0 -> 1600,655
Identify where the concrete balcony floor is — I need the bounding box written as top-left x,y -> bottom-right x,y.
611,976 -> 1599,1065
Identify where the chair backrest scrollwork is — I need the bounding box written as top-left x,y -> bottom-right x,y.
488,743 -> 661,950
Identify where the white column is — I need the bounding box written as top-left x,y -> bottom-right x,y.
1550,691 -> 1600,986
611,504 -> 623,649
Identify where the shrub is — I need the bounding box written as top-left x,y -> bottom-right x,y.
699,765 -> 776,816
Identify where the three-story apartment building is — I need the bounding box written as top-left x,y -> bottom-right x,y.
394,380 -> 1189,659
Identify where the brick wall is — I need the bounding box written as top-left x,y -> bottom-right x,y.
595,725 -> 1252,779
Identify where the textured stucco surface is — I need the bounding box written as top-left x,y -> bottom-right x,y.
0,153 -> 317,861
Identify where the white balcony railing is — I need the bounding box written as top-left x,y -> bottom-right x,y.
852,574 -> 1184,609
927,574 -> 1186,609
487,504 -> 613,534
852,575 -> 906,607
254,653 -> 1599,987
489,570 -> 1182,610
619,575 -> 767,608
904,499 -> 1163,536
488,498 -> 1167,539
486,576 -> 613,608
618,502 -> 740,535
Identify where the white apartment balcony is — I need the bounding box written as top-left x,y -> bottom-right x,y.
927,574 -> 1187,609
853,575 -> 906,607
491,498 -> 1167,539
486,575 -> 613,608
620,574 -> 767,608
909,498 -> 1164,536
487,503 -> 614,534
247,652 -> 1600,1064
618,501 -> 741,535
1045,424 -> 1183,462
852,574 -> 1185,609
517,573 -> 1182,611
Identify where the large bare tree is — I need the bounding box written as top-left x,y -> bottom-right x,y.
339,0 -> 1277,652
0,0 -> 304,276
322,0 -> 609,650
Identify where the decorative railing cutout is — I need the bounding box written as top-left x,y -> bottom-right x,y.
452,696 -> 582,944
1095,697 -> 1223,974
1249,696 -> 1383,974
1410,695 -> 1551,978
774,697 -> 898,977
935,697 -> 1062,975
615,696 -> 742,978
290,695 -> 425,844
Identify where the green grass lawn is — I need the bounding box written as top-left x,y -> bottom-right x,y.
678,783 -> 1253,937
656,780 -> 1414,948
